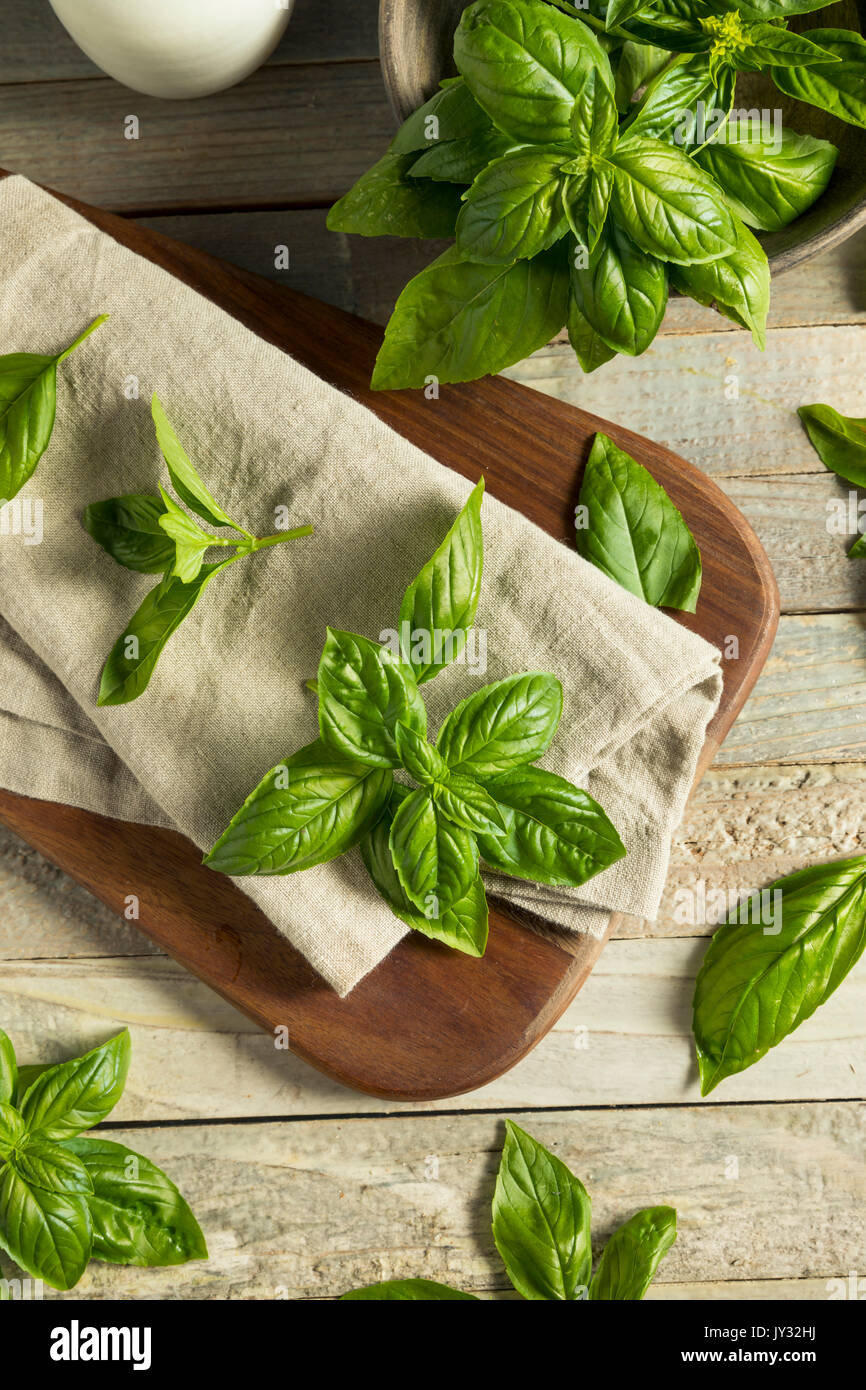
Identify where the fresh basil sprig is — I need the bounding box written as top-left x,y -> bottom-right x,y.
0,314 -> 107,503
0,1028 -> 206,1290
693,855 -> 866,1094
207,478 -> 626,956
343,1120 -> 677,1299
83,394 -> 314,705
575,432 -> 702,611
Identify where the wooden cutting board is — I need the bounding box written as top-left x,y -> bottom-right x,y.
0,171 -> 779,1101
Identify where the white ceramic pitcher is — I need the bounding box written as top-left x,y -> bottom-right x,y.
49,0 -> 294,99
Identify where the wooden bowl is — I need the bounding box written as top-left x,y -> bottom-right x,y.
379,0 -> 866,275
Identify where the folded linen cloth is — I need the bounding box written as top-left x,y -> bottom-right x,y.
0,175 -> 723,995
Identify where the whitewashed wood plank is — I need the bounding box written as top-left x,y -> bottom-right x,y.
32,1104 -> 864,1298
506,325 -> 866,479
1,932 -> 862,1116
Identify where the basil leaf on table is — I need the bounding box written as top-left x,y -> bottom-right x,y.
0,1030 -> 16,1106
0,1167 -> 92,1291
575,431 -> 702,611
394,720 -> 450,786
569,221 -> 668,357
318,628 -> 427,767
454,0 -> 612,145
696,127 -> 838,231
588,1206 -> 677,1300
398,477 -> 484,684
370,244 -> 568,391
97,560 -> 232,706
772,31 -> 866,128
204,738 -> 392,876
361,790 -> 489,956
81,493 -> 174,574
609,137 -> 738,262
670,219 -> 769,349
436,672 -> 563,777
693,854 -> 866,1095
61,1137 -> 208,1267
493,1119 -> 592,1300
342,1278 -> 479,1300
389,788 -> 479,916
19,1030 -> 130,1140
326,151 -> 463,239
456,146 -> 571,263
476,765 -> 626,887
436,773 -> 508,838
151,393 -> 246,534
11,1140 -> 94,1196
0,313 -> 107,503
798,402 -> 866,488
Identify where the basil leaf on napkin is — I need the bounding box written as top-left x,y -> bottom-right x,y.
61,1137 -> 208,1267
575,432 -> 702,611
493,1119 -> 592,1300
19,1030 -> 130,1140
437,673 -> 563,777
151,393 -> 247,534
693,855 -> 866,1094
318,629 -> 427,767
398,477 -> 484,684
389,787 -> 479,915
205,739 -> 392,876
81,494 -> 174,574
476,765 -> 626,887
436,773 -> 509,838
588,1206 -> 678,1300
0,313 -> 107,503
798,401 -> 866,488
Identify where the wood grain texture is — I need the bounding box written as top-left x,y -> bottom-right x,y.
30,1104 -> 864,1298
0,171 -> 778,1102
1,935 -> 862,1116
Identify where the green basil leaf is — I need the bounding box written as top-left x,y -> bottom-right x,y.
0,1167 -> 91,1291
318,629 -> 427,767
569,63 -> 618,153
610,136 -> 737,262
588,163 -> 614,250
62,1137 -> 208,1267
693,854 -> 866,1095
670,217 -> 769,349
436,672 -> 563,777
849,531 -> 866,559
569,220 -> 668,357
454,0 -> 613,144
0,1031 -> 16,1107
20,1030 -> 130,1140
151,394 -> 244,533
576,431 -> 702,609
361,788 -> 489,955
772,30 -> 866,129
798,403 -> 866,487
0,314 -> 106,503
456,146 -> 571,263
0,1102 -> 25,1157
588,1206 -> 677,1299
740,22 -> 843,69
625,52 -> 729,144
14,1064 -> 49,1106
436,773 -> 508,837
606,0 -> 658,28
389,78 -> 493,154
157,485 -> 221,583
97,561 -> 230,706
205,739 -> 393,876
327,151 -> 463,238
493,1119 -> 592,1300
696,126 -> 837,231
409,130 -> 516,184
398,477 -> 484,684
625,14 -> 712,53
614,41 -> 671,113
562,169 -> 590,245
389,787 -> 478,916
476,765 -> 626,886
81,493 -> 175,574
567,293 -> 618,373
731,0 -> 845,18
371,244 -> 568,390
342,1278 -> 479,1300
395,721 -> 450,786
12,1139 -> 93,1196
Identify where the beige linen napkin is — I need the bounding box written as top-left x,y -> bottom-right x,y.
0,176 -> 722,995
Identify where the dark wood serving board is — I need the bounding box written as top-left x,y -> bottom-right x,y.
0,170 -> 779,1102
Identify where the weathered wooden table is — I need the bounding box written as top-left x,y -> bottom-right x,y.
0,0 -> 864,1300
